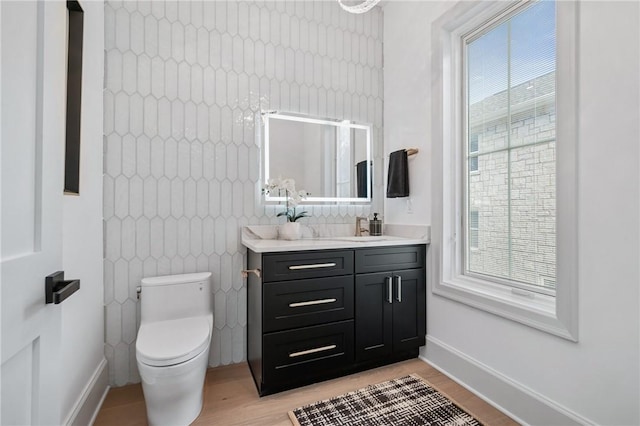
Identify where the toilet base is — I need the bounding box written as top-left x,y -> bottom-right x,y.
138,346 -> 210,426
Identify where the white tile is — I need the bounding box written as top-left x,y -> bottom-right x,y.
214,1 -> 227,33
104,175 -> 115,220
210,328 -> 221,366
232,326 -> 244,363
248,4 -> 260,41
226,1 -> 238,35
129,94 -> 143,137
129,176 -> 143,219
157,176 -> 171,219
237,286 -> 247,326
137,1 -> 151,17
197,179 -> 208,218
190,65 -> 203,105
269,10 -> 280,45
226,216 -> 238,256
104,92 -> 115,137
289,16 -> 299,50
164,59 -> 178,100
106,303 -> 122,346
227,72 -> 238,109
220,179 -> 232,218
137,54 -> 151,97
114,259 -> 129,305
158,18 -> 171,60
294,50 -> 304,85
171,100 -> 184,140
196,28 -> 209,66
243,181 -> 255,218
254,41 -> 265,77
190,216 -> 203,254
165,1 -> 178,22
121,217 -> 136,261
105,4 -> 116,50
157,256 -> 171,276
104,259 -> 114,305
304,52 -> 314,87
164,217 -> 178,257
143,97 -> 157,137
203,0 -> 215,30
232,180 -> 243,218
143,176 -> 157,218
130,12 -> 144,55
185,25 -> 197,65
150,137 -> 164,179
214,217 -> 226,256
171,21 -> 185,62
177,217 -> 190,257
184,178 -> 196,218
215,69 -> 227,107
136,217 -> 150,259
248,146 -> 260,182
203,141 -> 215,180
202,217 -> 215,255
115,8 -> 130,52
150,57 -> 164,99
237,2 -> 249,38
203,68 -> 215,106
151,0 -> 164,20
264,44 -> 275,80
106,50 -> 122,93
220,327 -> 232,365
105,133 -> 122,177
178,61 -> 191,102
121,299 -> 137,345
149,217 -> 164,259
170,178 -> 184,217
226,291 -> 237,328
190,142 -> 203,180
114,175 -> 129,218
170,256 -> 184,275
197,254 -> 209,273
220,33 -> 233,72
214,291 -> 226,330
214,143 -> 226,181
184,102 -> 197,141
177,1 -> 190,25
183,255 -> 196,273
164,138 -> 177,178
114,92 -> 129,136
221,253 -> 232,292
143,257 -> 157,279
196,105 -> 209,143
209,31 -> 221,69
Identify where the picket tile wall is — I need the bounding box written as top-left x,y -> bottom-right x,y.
104,0 -> 383,386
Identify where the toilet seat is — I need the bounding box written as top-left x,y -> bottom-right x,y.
136,317 -> 210,367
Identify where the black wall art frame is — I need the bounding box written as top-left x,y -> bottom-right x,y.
64,0 -> 84,194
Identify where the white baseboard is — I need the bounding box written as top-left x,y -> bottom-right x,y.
422,336 -> 593,426
63,358 -> 110,426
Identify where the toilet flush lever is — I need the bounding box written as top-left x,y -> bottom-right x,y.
136,286 -> 141,299
241,269 -> 261,279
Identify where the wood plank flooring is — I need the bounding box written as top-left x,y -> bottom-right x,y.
94,359 -> 518,426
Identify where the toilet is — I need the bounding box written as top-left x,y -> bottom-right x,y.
135,272 -> 213,426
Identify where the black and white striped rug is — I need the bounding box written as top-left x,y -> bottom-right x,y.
288,374 -> 482,426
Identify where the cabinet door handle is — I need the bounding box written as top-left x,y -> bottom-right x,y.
386,276 -> 393,304
289,298 -> 337,308
395,275 -> 402,302
288,262 -> 336,270
289,344 -> 337,358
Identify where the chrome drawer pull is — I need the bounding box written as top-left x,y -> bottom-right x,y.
289,262 -> 337,270
289,344 -> 337,358
289,298 -> 337,308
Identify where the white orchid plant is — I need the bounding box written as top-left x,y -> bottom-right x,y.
263,177 -> 309,222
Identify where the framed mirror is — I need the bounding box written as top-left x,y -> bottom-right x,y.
261,111 -> 372,204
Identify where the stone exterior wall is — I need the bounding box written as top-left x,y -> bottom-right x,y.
467,72 -> 556,288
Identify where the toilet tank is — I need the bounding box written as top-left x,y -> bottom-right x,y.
140,272 -> 212,323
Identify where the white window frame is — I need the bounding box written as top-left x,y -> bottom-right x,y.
431,0 -> 578,341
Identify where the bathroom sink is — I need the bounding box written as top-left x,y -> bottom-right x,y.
330,235 -> 397,242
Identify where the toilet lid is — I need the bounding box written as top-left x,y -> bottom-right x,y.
136,317 -> 210,367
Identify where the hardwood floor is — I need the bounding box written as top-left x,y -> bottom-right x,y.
94,359 -> 518,426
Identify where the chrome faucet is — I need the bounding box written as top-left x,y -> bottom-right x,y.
355,216 -> 370,237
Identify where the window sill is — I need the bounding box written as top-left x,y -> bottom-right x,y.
433,275 -> 576,341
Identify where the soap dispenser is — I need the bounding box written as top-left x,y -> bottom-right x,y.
369,213 -> 382,236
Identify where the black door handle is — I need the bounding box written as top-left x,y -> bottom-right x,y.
45,271 -> 80,304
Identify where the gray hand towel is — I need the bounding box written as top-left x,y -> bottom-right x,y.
386,149 -> 409,198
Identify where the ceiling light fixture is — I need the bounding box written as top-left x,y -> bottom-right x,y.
337,0 -> 381,14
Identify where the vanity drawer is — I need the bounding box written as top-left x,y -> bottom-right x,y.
355,245 -> 426,274
262,320 -> 354,386
262,250 -> 354,282
263,276 -> 354,333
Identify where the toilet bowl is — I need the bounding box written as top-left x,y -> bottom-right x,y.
135,272 -> 213,426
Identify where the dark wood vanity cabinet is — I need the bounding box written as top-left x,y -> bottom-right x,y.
247,245 -> 426,396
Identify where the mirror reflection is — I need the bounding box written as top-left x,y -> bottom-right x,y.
262,112 -> 372,203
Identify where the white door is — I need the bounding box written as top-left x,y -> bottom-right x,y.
1,1 -> 68,424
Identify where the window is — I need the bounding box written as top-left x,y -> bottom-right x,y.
431,0 -> 578,340
464,0 -> 556,295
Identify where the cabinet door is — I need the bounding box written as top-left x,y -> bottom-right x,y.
355,272 -> 393,361
391,269 -> 426,352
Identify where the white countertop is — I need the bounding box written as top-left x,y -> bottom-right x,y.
242,224 -> 430,253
